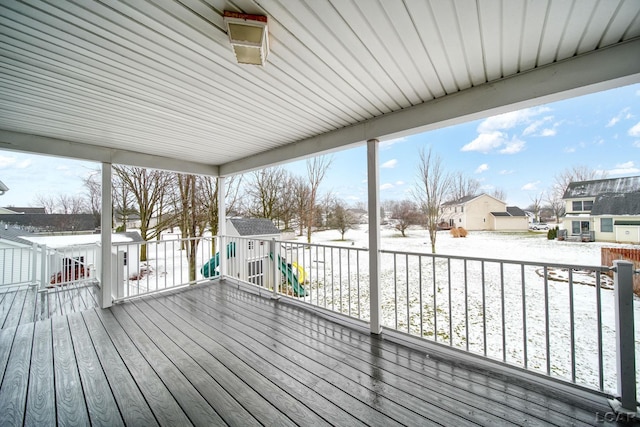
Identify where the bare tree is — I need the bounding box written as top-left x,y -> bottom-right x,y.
491,187 -> 507,202
413,148 -> 452,254
528,192 -> 544,222
83,170 -> 101,228
33,194 -> 56,214
449,172 -> 480,201
291,175 -> 310,236
245,167 -> 286,220
306,155 -> 333,243
390,200 -> 421,237
329,202 -> 357,240
200,174 -> 243,255
113,166 -> 172,261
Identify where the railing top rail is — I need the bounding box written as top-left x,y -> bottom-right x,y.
378,249 -> 610,272
220,235 -> 368,253
111,235 -> 214,247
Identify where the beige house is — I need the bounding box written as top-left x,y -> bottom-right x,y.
562,176 -> 640,243
442,194 -> 528,231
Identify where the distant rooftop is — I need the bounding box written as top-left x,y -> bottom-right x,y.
0,179 -> 8,195
1,207 -> 47,214
563,176 -> 640,199
591,193 -> 640,216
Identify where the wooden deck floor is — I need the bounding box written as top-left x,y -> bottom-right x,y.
0,282 -> 100,330
0,281 -> 628,426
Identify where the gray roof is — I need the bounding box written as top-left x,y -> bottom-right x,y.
490,212 -> 510,217
591,193 -> 640,216
0,180 -> 8,193
0,224 -> 34,246
229,218 -> 280,237
506,206 -> 526,217
1,207 -> 47,214
563,176 -> 640,199
443,194 -> 478,206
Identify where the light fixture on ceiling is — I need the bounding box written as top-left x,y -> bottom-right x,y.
223,11 -> 269,66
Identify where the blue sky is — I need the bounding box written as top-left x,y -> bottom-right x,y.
1,83 -> 639,209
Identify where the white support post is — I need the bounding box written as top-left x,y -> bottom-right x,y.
271,238 -> 280,299
100,162 -> 113,308
218,176 -> 227,279
40,244 -> 47,290
367,139 -> 382,335
609,260 -> 638,415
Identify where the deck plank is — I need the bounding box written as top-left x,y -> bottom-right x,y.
134,297 -> 300,427
67,312 -> 124,427
123,301 -> 263,427
0,322 -> 34,426
174,288 -> 438,426
81,309 -> 159,427
157,291 -> 371,426
2,288 -> 27,329
197,286 -> 500,425
94,308 -> 193,426
143,295 -> 333,427
24,319 -> 55,427
0,325 -> 17,383
52,315 -> 90,426
108,304 -> 225,426
210,284 -> 604,426
18,287 -> 36,325
0,287 -> 18,328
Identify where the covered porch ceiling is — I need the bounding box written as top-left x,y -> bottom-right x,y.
1,0 -> 639,177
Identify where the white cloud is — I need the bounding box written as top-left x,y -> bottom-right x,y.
603,161 -> 640,176
379,137 -> 407,150
395,180 -> 405,185
0,156 -> 17,168
381,159 -> 397,169
499,138 -> 526,154
477,107 -> 550,133
521,181 -> 540,191
564,147 -> 576,153
633,141 -> 640,148
380,183 -> 394,190
499,169 -> 514,175
628,121 -> 640,137
461,131 -> 505,153
522,116 -> 554,136
607,107 -> 631,127
540,128 -> 556,137
475,163 -> 489,173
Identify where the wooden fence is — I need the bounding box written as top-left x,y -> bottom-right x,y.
601,247 -> 640,296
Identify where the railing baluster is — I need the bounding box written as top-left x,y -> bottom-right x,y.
432,256 -> 437,341
406,254 -> 410,334
595,268 -> 603,391
419,256 -> 423,337
394,253 -> 398,330
356,250 -> 360,319
544,265 -> 550,376
521,264 -> 527,368
465,259 -> 469,352
568,268 -> 576,383
448,258 -> 452,346
482,261 -> 486,357
500,262 -> 506,362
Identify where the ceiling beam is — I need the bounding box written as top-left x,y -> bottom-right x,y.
0,130 -> 219,176
220,37 -> 640,176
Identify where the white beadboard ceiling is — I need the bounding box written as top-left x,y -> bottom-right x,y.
0,0 -> 639,176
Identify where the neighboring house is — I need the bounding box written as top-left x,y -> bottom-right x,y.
442,193 -> 529,231
0,212 -> 96,232
562,176 -> 640,243
2,207 -> 47,214
0,179 -> 8,195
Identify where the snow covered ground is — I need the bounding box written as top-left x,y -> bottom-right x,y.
283,225 -> 640,396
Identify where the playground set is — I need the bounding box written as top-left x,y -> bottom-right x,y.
201,218 -> 308,296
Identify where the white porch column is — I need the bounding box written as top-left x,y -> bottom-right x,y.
218,176 -> 227,278
367,139 -> 382,335
100,162 -> 113,308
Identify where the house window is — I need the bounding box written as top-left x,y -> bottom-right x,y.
461,206 -> 464,213
600,218 -> 613,233
573,220 -> 590,234
572,200 -> 593,211
248,240 -> 254,250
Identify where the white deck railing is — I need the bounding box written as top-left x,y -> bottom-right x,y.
112,235 -> 216,301
218,234 -> 638,408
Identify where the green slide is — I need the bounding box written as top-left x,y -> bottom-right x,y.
270,253 -> 307,297
201,242 -> 236,278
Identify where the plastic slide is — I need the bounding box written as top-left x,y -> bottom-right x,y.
291,261 -> 306,283
269,253 -> 307,297
201,242 -> 236,278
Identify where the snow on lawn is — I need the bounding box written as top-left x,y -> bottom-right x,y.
284,225 -> 640,395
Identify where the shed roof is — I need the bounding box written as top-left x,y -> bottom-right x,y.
0,224 -> 33,246
563,176 -> 640,199
228,218 -> 280,237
